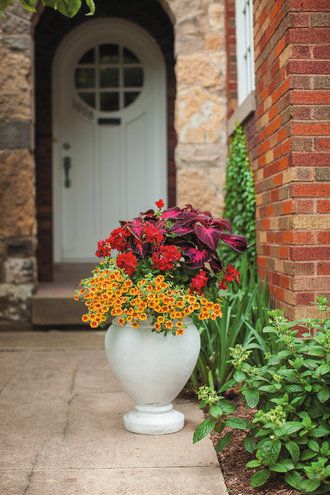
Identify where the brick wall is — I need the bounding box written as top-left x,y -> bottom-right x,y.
225,0 -> 330,318
35,0 -> 175,281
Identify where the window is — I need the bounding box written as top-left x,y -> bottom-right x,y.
75,44 -> 144,112
235,0 -> 255,105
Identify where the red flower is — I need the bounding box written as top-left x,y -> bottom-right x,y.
108,227 -> 130,252
95,240 -> 111,258
152,245 -> 181,271
145,223 -> 164,245
116,252 -> 138,276
190,270 -> 208,294
218,264 -> 240,290
155,199 -> 165,209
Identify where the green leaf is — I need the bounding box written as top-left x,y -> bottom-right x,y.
209,405 -> 223,419
286,441 -> 300,464
193,417 -> 216,444
317,387 -> 330,403
259,439 -> 281,465
271,460 -> 295,472
250,469 -> 271,488
300,449 -> 317,461
314,425 -> 330,437
282,421 -> 303,435
215,431 -> 233,452
242,388 -> 259,408
244,434 -> 256,453
218,399 -> 236,415
285,470 -> 303,490
224,417 -> 249,430
246,459 -> 261,468
85,0 -> 95,15
19,0 -> 37,11
234,370 -> 246,382
308,439 -> 320,452
55,0 -> 82,17
300,479 -> 321,492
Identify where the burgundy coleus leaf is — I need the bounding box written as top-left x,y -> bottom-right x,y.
195,223 -> 221,252
221,233 -> 248,253
127,218 -> 145,241
211,218 -> 232,232
171,221 -> 195,236
184,247 -> 211,269
161,207 -> 184,220
139,209 -> 155,219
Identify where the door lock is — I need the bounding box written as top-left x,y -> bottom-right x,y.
63,156 -> 71,188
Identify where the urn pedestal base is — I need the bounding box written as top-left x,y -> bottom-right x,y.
124,403 -> 184,435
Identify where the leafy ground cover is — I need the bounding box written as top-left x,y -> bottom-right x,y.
193,302 -> 330,494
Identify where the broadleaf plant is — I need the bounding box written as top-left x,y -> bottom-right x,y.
194,299 -> 330,494
0,0 -> 95,16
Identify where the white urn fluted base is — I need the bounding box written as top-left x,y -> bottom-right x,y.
124,403 -> 184,435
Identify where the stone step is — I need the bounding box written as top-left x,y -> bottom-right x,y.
32,283 -> 85,326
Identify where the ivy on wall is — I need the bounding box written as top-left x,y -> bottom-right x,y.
221,125 -> 256,265
0,0 -> 95,17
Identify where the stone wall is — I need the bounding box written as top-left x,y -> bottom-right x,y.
0,6 -> 36,328
170,0 -> 227,215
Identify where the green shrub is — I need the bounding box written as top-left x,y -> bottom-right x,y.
190,253 -> 270,390
221,125 -> 256,265
194,304 -> 330,494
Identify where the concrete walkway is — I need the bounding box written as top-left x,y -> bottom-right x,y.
0,331 -> 227,495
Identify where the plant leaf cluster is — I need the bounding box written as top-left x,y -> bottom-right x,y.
220,125 -> 256,266
194,303 -> 330,494
0,0 -> 95,17
190,253 -> 270,390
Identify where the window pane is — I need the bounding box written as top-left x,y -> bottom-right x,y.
124,91 -> 140,107
99,44 -> 119,64
100,68 -> 119,88
123,47 -> 140,64
123,67 -> 143,87
100,92 -> 119,111
78,92 -> 96,108
78,48 -> 95,64
75,68 -> 95,88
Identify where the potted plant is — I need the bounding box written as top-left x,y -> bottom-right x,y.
75,200 -> 247,434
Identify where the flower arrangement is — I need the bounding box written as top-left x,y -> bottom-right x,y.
75,201 -> 247,334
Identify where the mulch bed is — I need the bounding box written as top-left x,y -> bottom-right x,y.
210,394 -> 299,495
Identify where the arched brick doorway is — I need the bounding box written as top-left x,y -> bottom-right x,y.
35,0 -> 176,282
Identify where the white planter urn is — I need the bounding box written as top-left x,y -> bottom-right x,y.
105,318 -> 200,435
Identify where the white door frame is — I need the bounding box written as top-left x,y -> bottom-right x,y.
52,18 -> 167,262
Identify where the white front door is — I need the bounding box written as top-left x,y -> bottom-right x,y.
52,19 -> 167,262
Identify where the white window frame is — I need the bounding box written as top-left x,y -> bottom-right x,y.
235,0 -> 255,105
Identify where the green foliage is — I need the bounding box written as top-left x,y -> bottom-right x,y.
190,253 -> 270,390
221,125 -> 256,265
0,0 -> 95,17
194,304 -> 330,494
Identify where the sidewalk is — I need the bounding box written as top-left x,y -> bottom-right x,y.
0,331 -> 227,495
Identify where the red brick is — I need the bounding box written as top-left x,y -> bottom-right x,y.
289,0 -> 330,11
313,45 -> 330,59
291,90 -> 330,105
291,183 -> 330,197
317,262 -> 330,275
287,28 -> 329,44
290,246 -> 330,261
314,138 -> 330,151
317,232 -> 330,244
292,122 -> 330,135
288,60 -> 330,74
317,200 -> 330,213
291,152 -> 329,166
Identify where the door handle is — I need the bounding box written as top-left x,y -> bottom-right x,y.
63,156 -> 71,188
